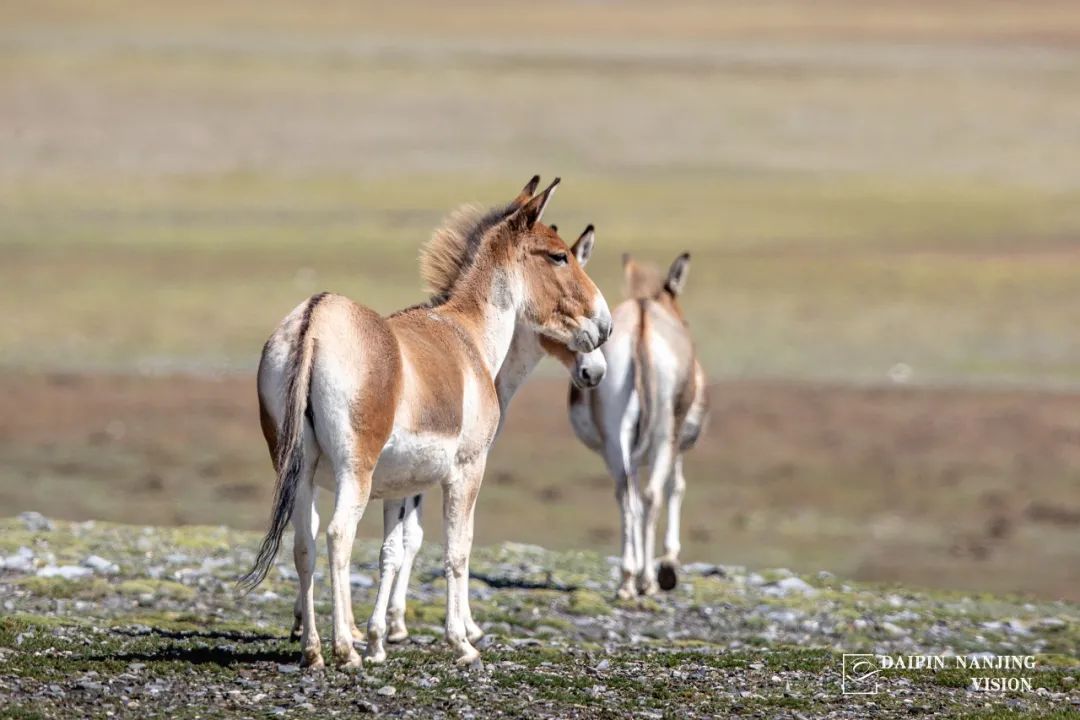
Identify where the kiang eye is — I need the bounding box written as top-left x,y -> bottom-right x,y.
547,252 -> 568,265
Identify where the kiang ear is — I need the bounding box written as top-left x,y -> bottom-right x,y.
509,175 -> 542,211
571,224 -> 595,267
664,252 -> 691,296
511,177 -> 560,231
549,224 -> 558,233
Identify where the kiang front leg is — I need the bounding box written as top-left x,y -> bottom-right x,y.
364,498 -> 407,664
388,494 -> 424,644
442,467 -> 482,665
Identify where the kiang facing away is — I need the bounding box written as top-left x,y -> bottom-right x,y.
241,177 -> 612,669
569,253 -> 709,599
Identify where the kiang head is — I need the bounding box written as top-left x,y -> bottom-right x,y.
536,224 -> 606,388
496,176 -> 611,353
622,250 -> 691,321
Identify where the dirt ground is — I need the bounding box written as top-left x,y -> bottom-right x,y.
2,371 -> 1077,602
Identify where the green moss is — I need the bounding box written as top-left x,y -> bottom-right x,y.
567,589 -> 612,616
14,576 -> 113,600
0,705 -> 49,720
405,601 -> 446,626
117,579 -> 197,601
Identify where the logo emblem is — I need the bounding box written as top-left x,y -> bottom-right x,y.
842,654 -> 881,695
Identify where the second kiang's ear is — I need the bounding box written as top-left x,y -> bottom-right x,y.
664,252 -> 691,296
510,177 -> 560,231
571,224 -> 595,267
509,175 -> 542,211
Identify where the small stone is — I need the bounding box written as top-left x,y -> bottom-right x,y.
349,572 -> 374,588
761,577 -> 816,597
19,511 -> 53,532
37,565 -> 92,580
84,555 -> 119,574
594,659 -> 611,672
1,547 -> 35,573
377,685 -> 397,696
683,562 -> 725,577
882,622 -> 906,637
277,664 -> 300,674
354,699 -> 379,714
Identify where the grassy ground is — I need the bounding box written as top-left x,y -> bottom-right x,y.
0,517 -> 1076,718
1,1 -> 1079,615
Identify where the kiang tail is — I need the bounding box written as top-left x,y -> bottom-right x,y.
237,293 -> 324,594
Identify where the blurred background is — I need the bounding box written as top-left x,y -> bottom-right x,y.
1,1 -> 1078,600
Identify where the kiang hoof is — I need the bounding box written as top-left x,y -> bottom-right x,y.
454,645 -> 481,666
334,645 -> 363,670
466,624 -> 485,644
300,649 -> 325,670
657,560 -> 678,591
350,625 -> 366,644
386,627 -> 409,644
615,584 -> 637,601
364,646 -> 387,665
637,579 -> 659,597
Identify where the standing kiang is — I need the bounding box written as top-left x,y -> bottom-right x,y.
569,253 -> 708,599
362,223 -> 607,664
240,177 -> 612,669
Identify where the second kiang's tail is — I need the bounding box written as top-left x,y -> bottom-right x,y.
630,298 -> 658,467
237,293 -> 325,595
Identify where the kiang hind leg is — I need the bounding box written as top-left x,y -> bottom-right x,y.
291,440 -> 324,668
658,453 -> 687,591
291,487 -> 320,642
638,436 -> 676,597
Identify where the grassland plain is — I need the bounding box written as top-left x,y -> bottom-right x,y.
3,1 -> 1080,383
0,516 -> 1077,719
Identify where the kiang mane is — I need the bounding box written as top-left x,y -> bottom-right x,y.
413,200 -> 518,309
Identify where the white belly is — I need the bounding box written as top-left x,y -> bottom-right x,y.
312,427 -> 456,500
370,428 -> 456,499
